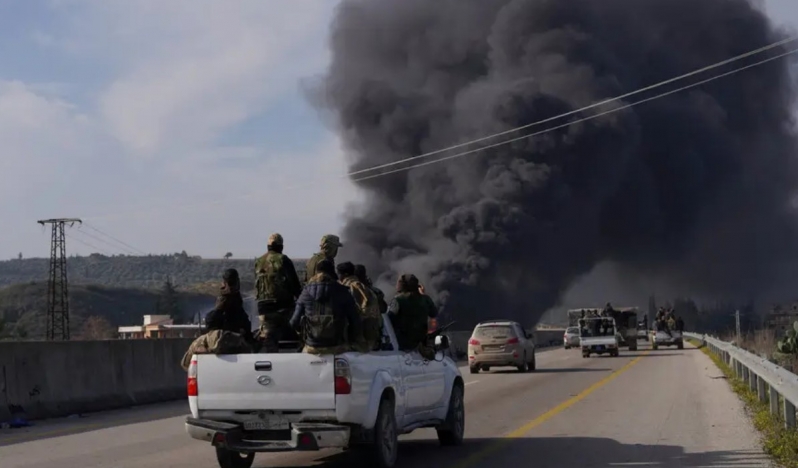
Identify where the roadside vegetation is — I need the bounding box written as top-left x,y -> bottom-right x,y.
0,281 -> 216,340
687,337 -> 798,467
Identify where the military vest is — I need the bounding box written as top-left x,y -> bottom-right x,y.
302,274 -> 343,347
342,277 -> 381,319
255,252 -> 292,304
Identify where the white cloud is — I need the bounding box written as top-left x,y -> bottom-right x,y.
2,1 -> 363,259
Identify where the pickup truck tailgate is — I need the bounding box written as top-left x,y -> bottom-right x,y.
196,354 -> 335,411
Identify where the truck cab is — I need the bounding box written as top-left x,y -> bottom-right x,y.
185,314 -> 465,468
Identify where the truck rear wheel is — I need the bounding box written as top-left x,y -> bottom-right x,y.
372,396 -> 399,468
437,382 -> 465,446
215,448 -> 254,468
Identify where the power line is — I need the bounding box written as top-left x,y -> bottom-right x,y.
81,222 -> 147,255
349,47 -> 798,183
345,35 -> 798,178
64,232 -> 113,256
83,37 -> 798,222
74,226 -> 137,255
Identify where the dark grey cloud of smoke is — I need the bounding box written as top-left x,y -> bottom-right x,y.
309,0 -> 798,328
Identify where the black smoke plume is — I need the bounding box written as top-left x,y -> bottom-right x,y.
309,0 -> 798,329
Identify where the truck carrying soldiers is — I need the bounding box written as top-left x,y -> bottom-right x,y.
566,303 -> 640,352
182,233 -> 461,468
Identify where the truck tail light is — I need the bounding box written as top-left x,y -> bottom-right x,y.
468,339 -> 480,346
187,358 -> 198,397
507,337 -> 519,344
334,358 -> 351,395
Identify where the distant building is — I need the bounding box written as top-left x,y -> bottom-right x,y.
118,314 -> 204,339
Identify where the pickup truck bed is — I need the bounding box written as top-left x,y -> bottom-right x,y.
185,315 -> 465,468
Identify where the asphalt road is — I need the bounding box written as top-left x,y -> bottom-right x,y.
0,342 -> 775,468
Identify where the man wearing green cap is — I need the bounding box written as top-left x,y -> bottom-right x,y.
255,233 -> 303,352
305,234 -> 343,283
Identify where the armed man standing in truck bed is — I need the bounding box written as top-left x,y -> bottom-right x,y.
255,233 -> 303,352
304,234 -> 343,283
388,274 -> 438,360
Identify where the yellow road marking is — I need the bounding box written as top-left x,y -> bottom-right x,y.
452,351 -> 649,468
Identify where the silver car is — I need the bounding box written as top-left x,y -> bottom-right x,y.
468,321 -> 536,373
564,326 -> 580,349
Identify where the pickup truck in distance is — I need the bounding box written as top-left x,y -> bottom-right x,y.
185,314 -> 465,468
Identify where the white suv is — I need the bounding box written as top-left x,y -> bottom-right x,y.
467,320 -> 536,373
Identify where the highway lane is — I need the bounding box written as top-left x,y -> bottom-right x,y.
0,342 -> 774,468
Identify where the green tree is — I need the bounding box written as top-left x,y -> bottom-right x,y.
156,277 -> 181,323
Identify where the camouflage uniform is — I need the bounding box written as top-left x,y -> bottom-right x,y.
302,344 -> 354,355
181,329 -> 252,370
387,274 -> 438,359
290,263 -> 363,356
341,275 -> 383,352
354,264 -> 388,314
305,235 -> 343,283
255,233 -> 303,352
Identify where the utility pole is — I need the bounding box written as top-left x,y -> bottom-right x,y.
734,309 -> 743,343
37,218 -> 82,340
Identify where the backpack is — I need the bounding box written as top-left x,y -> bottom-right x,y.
256,253 -> 292,304
302,297 -> 339,347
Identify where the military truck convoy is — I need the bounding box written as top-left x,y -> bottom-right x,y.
567,307 -> 640,352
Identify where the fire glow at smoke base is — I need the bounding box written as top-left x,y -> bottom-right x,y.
308,0 -> 798,328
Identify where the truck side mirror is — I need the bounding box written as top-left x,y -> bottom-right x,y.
434,334 -> 449,350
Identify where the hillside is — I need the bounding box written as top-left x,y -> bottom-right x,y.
0,282 -> 216,340
0,253 -> 309,290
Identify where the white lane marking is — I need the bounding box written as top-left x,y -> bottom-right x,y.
465,380 -> 480,386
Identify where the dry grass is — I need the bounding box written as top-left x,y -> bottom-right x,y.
687,338 -> 798,467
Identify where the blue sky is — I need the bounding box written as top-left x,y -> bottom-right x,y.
2,0 -> 797,260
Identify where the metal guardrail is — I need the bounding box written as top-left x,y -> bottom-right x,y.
685,332 -> 798,429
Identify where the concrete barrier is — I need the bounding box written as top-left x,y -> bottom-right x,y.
0,328 -> 566,423
0,338 -> 192,423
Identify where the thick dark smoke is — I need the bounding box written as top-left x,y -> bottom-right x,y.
309,0 -> 798,328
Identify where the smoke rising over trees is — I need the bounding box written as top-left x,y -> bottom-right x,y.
310,0 -> 798,328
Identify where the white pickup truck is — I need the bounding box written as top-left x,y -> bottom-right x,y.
579,317 -> 621,358
651,327 -> 683,350
185,314 -> 465,468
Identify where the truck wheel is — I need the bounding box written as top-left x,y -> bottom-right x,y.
469,365 -> 479,374
372,397 -> 399,468
437,382 -> 465,446
215,448 -> 254,468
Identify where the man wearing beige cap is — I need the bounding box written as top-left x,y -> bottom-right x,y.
304,234 -> 343,283
255,233 -> 303,352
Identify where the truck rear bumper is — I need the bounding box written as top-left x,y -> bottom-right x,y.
185,417 -> 350,453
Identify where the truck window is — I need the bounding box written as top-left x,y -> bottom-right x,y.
474,325 -> 515,339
